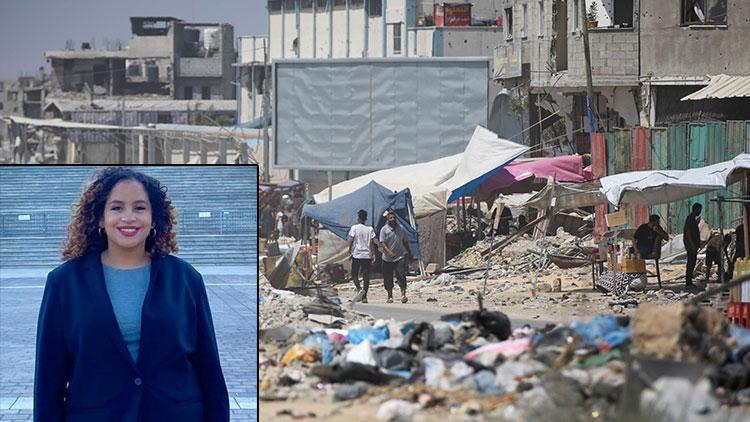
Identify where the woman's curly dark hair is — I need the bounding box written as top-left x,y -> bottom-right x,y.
61,167 -> 178,260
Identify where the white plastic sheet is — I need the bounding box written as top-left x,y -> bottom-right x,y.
600,154 -> 750,207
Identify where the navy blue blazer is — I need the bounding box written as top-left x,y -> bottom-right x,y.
34,252 -> 229,421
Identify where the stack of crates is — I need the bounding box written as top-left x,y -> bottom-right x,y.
727,258 -> 750,328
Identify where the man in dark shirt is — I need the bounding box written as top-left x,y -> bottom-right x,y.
683,203 -> 703,287
633,214 -> 669,259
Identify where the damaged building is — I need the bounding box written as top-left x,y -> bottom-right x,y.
493,0 -> 749,155
45,17 -> 236,100
266,0 -> 523,186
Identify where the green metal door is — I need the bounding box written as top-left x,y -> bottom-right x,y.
705,122 -> 727,227
650,127 -> 669,226
668,124 -> 690,233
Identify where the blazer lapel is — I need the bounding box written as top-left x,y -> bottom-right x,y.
81,252 -> 138,369
135,252 -> 163,368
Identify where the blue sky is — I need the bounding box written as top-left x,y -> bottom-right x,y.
0,0 -> 268,80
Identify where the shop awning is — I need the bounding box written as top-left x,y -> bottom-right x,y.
680,74 -> 750,101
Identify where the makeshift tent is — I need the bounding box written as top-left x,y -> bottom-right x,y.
480,155 -> 590,195
312,126 -> 529,207
309,126 -> 528,269
443,126 -> 530,202
600,154 -> 750,207
302,181 -> 421,259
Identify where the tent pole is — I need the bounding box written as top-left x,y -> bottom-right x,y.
327,170 -> 333,201
406,193 -> 425,276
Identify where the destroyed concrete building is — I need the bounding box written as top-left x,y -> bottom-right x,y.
45,17 -> 236,100
0,70 -> 50,147
492,0 -> 750,154
237,36 -> 270,124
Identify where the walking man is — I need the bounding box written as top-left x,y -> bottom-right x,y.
348,209 -> 376,303
380,210 -> 412,303
683,203 -> 703,288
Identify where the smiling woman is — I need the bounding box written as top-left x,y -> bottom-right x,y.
34,167 -> 229,422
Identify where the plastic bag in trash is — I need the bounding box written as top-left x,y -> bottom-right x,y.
376,347 -> 415,371
281,344 -> 318,365
572,315 -> 631,350
302,333 -> 334,364
401,322 -> 436,352
348,325 -> 390,345
464,337 -> 532,366
333,381 -> 371,401
346,340 -> 377,366
310,362 -> 396,384
441,309 -> 511,342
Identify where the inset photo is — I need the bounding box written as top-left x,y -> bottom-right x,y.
0,165 -> 257,421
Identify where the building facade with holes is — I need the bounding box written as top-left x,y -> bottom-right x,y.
491,0 -> 750,156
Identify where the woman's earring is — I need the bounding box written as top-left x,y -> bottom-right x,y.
99,227 -> 105,238
150,228 -> 156,238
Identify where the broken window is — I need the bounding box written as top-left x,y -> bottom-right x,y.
184,86 -> 193,99
504,7 -> 514,39
285,0 -> 295,11
127,59 -> 142,77
157,112 -> 172,124
613,0 -> 634,27
350,0 -> 364,7
522,4 -> 528,38
301,0 -> 314,11
0,102 -> 3,110
202,86 -> 211,100
368,0 -> 382,16
268,0 -> 282,12
682,0 -> 727,25
391,23 -> 402,54
333,0 -> 347,10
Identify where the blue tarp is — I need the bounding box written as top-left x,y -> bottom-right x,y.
302,181 -> 421,259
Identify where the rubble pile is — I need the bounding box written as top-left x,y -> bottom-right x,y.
260,300 -> 750,420
447,231 -> 595,277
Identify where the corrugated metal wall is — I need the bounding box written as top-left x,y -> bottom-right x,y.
630,127 -> 650,227
599,121 -> 747,234
591,133 -> 608,238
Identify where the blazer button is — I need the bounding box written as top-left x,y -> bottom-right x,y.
134,377 -> 143,386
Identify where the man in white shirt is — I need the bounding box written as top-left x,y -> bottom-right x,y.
348,209 -> 376,303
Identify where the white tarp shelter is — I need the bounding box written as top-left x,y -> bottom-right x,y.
600,154 -> 750,207
313,126 -> 529,209
312,126 -> 529,269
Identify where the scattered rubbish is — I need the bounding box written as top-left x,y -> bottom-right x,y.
333,381 -> 371,401
348,326 -> 389,345
376,400 -> 419,422
281,344 -> 317,365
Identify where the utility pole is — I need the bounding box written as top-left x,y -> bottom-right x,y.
262,39 -> 270,182
579,0 -> 597,133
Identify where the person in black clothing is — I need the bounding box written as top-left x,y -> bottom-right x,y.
633,214 -> 669,259
730,223 -> 746,279
683,203 -> 703,287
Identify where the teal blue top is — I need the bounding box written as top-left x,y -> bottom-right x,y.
102,263 -> 150,362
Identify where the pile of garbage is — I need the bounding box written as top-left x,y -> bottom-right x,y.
260,296 -> 750,420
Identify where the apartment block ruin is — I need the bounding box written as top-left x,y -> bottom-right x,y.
45,17 -> 236,100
